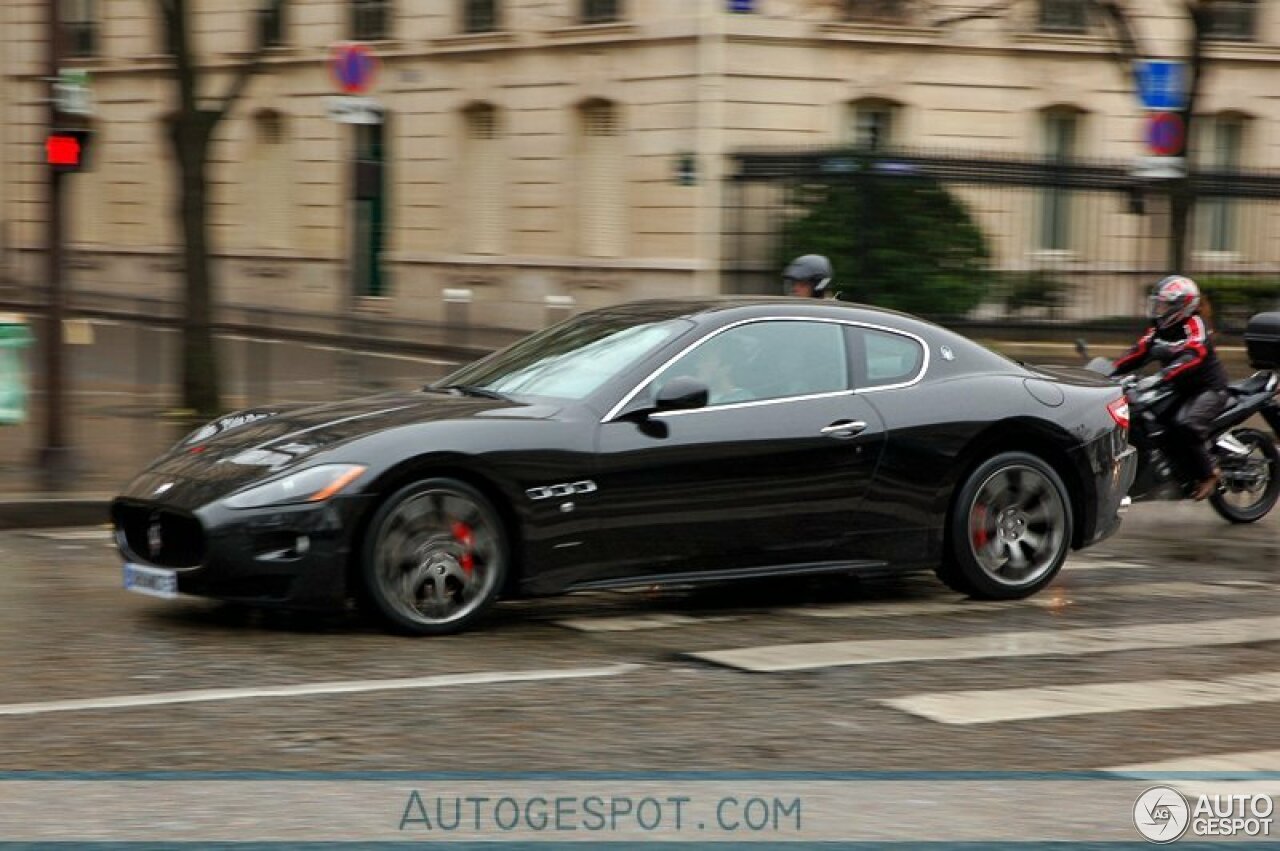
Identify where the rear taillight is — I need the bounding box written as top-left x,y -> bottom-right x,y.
1107,396 -> 1130,430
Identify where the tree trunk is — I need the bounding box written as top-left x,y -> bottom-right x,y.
175,120 -> 222,418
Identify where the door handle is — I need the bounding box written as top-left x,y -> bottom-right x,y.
821,420 -> 868,438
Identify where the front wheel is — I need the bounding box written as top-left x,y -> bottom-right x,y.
361,478 -> 509,636
937,452 -> 1073,600
1210,428 -> 1280,524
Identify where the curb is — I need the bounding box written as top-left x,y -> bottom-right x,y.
0,498 -> 112,531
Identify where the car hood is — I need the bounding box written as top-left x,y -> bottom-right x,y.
117,391 -> 561,508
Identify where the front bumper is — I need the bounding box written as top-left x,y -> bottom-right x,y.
112,494 -> 377,610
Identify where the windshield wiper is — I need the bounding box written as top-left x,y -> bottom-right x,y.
437,384 -> 513,401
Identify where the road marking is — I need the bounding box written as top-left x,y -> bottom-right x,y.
0,664 -> 641,717
1063,559 -> 1158,572
557,580 -> 1265,631
24,529 -> 113,541
1108,749 -> 1280,773
881,671 -> 1280,725
689,616 -> 1280,673
1106,749 -> 1280,798
783,581 -> 1254,620
555,613 -> 740,632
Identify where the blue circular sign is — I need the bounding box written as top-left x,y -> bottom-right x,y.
330,43 -> 377,95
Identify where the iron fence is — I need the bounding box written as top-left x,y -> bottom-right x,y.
723,146 -> 1280,326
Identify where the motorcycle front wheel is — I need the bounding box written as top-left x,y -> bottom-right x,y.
1210,427 -> 1280,524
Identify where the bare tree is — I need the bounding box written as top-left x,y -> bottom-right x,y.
157,0 -> 283,418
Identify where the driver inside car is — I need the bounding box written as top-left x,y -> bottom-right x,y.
1111,275 -> 1230,501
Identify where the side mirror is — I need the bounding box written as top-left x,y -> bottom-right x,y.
653,377 -> 709,413
1073,338 -> 1090,360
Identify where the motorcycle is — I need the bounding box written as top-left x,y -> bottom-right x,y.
1076,311 -> 1280,523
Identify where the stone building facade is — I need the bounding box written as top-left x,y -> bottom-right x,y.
0,0 -> 1275,328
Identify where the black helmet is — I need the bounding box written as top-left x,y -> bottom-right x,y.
783,254 -> 833,298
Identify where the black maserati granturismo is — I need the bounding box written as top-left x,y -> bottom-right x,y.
113,298 -> 1137,634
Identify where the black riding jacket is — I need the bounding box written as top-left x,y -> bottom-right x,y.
1111,314 -> 1229,394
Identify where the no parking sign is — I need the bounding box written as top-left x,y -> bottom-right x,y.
330,42 -> 378,95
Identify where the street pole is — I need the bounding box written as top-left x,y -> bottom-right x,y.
40,0 -> 72,482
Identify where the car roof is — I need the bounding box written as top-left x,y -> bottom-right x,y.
588,296 -> 937,334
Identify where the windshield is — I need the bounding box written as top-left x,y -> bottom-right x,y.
437,316 -> 693,401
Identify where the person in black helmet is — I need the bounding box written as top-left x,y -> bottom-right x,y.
783,254 -> 834,299
1111,274 -> 1229,500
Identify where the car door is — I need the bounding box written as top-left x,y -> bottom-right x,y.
588,319 -> 887,581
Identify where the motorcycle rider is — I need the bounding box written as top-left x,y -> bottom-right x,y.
783,254 -> 834,299
1111,275 -> 1230,500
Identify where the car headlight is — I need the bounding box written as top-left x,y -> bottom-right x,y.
224,464 -> 367,509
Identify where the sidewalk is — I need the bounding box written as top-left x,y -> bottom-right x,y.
0,391 -> 183,528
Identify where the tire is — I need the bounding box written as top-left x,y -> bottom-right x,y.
936,451 -> 1073,600
360,477 -> 509,636
1210,428 -> 1280,524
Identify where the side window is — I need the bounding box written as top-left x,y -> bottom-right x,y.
855,328 -> 925,388
651,321 -> 848,408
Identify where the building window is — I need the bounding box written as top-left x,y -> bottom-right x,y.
1040,109 -> 1079,251
462,104 -> 505,255
1197,115 -> 1246,253
1039,0 -> 1088,32
258,2 -> 287,47
848,100 -> 897,151
351,0 -> 391,40
581,0 -> 622,25
62,0 -> 99,58
249,110 -> 293,250
578,100 -> 626,258
1204,0 -> 1257,41
463,0 -> 500,33
843,0 -> 909,24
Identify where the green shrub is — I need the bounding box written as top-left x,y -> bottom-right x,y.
1197,277 -> 1280,331
777,165 -> 992,317
997,270 -> 1075,318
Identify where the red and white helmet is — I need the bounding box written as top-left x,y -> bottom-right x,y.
1148,275 -> 1201,329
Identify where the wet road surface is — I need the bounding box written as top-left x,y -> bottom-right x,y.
0,502 -> 1276,775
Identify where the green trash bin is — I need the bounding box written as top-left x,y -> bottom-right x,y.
0,314 -> 34,425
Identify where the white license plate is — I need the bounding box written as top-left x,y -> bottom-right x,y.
123,563 -> 179,599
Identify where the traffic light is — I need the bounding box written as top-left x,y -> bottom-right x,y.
45,128 -> 93,172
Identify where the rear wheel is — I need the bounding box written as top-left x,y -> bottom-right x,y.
937,452 -> 1073,599
361,478 -> 508,635
1210,428 -> 1280,524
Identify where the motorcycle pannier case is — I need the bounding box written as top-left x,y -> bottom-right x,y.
1245,312 -> 1280,370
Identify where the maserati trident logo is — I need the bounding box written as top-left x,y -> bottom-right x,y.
147,520 -> 163,558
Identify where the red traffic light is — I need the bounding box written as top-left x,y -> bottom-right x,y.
46,131 -> 91,171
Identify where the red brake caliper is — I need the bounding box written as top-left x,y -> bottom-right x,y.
972,504 -> 989,551
451,521 -> 475,573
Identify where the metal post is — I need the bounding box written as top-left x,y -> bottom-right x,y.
39,0 -> 74,481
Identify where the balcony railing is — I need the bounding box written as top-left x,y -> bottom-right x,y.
351,0 -> 391,40
463,0 -> 499,33
63,21 -> 98,58
842,0 -> 910,24
1205,0 -> 1257,41
1038,0 -> 1088,33
581,0 -> 621,25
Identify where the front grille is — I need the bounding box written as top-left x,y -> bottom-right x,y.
114,503 -> 206,568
